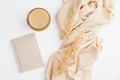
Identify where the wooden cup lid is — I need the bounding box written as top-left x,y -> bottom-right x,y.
27,8 -> 51,31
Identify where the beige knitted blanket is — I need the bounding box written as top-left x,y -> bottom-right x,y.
47,0 -> 114,80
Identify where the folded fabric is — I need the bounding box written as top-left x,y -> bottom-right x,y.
47,0 -> 114,80
12,33 -> 44,72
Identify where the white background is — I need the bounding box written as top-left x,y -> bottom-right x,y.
0,0 -> 120,80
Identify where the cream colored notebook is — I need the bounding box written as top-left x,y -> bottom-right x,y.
12,33 -> 44,72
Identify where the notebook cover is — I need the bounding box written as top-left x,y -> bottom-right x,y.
12,33 -> 44,72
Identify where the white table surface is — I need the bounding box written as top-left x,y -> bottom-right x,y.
0,0 -> 120,80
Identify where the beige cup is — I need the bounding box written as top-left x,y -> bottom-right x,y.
27,8 -> 51,31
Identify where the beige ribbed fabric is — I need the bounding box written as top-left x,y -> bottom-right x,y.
47,0 -> 114,80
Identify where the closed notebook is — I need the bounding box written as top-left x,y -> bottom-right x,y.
12,33 -> 44,72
